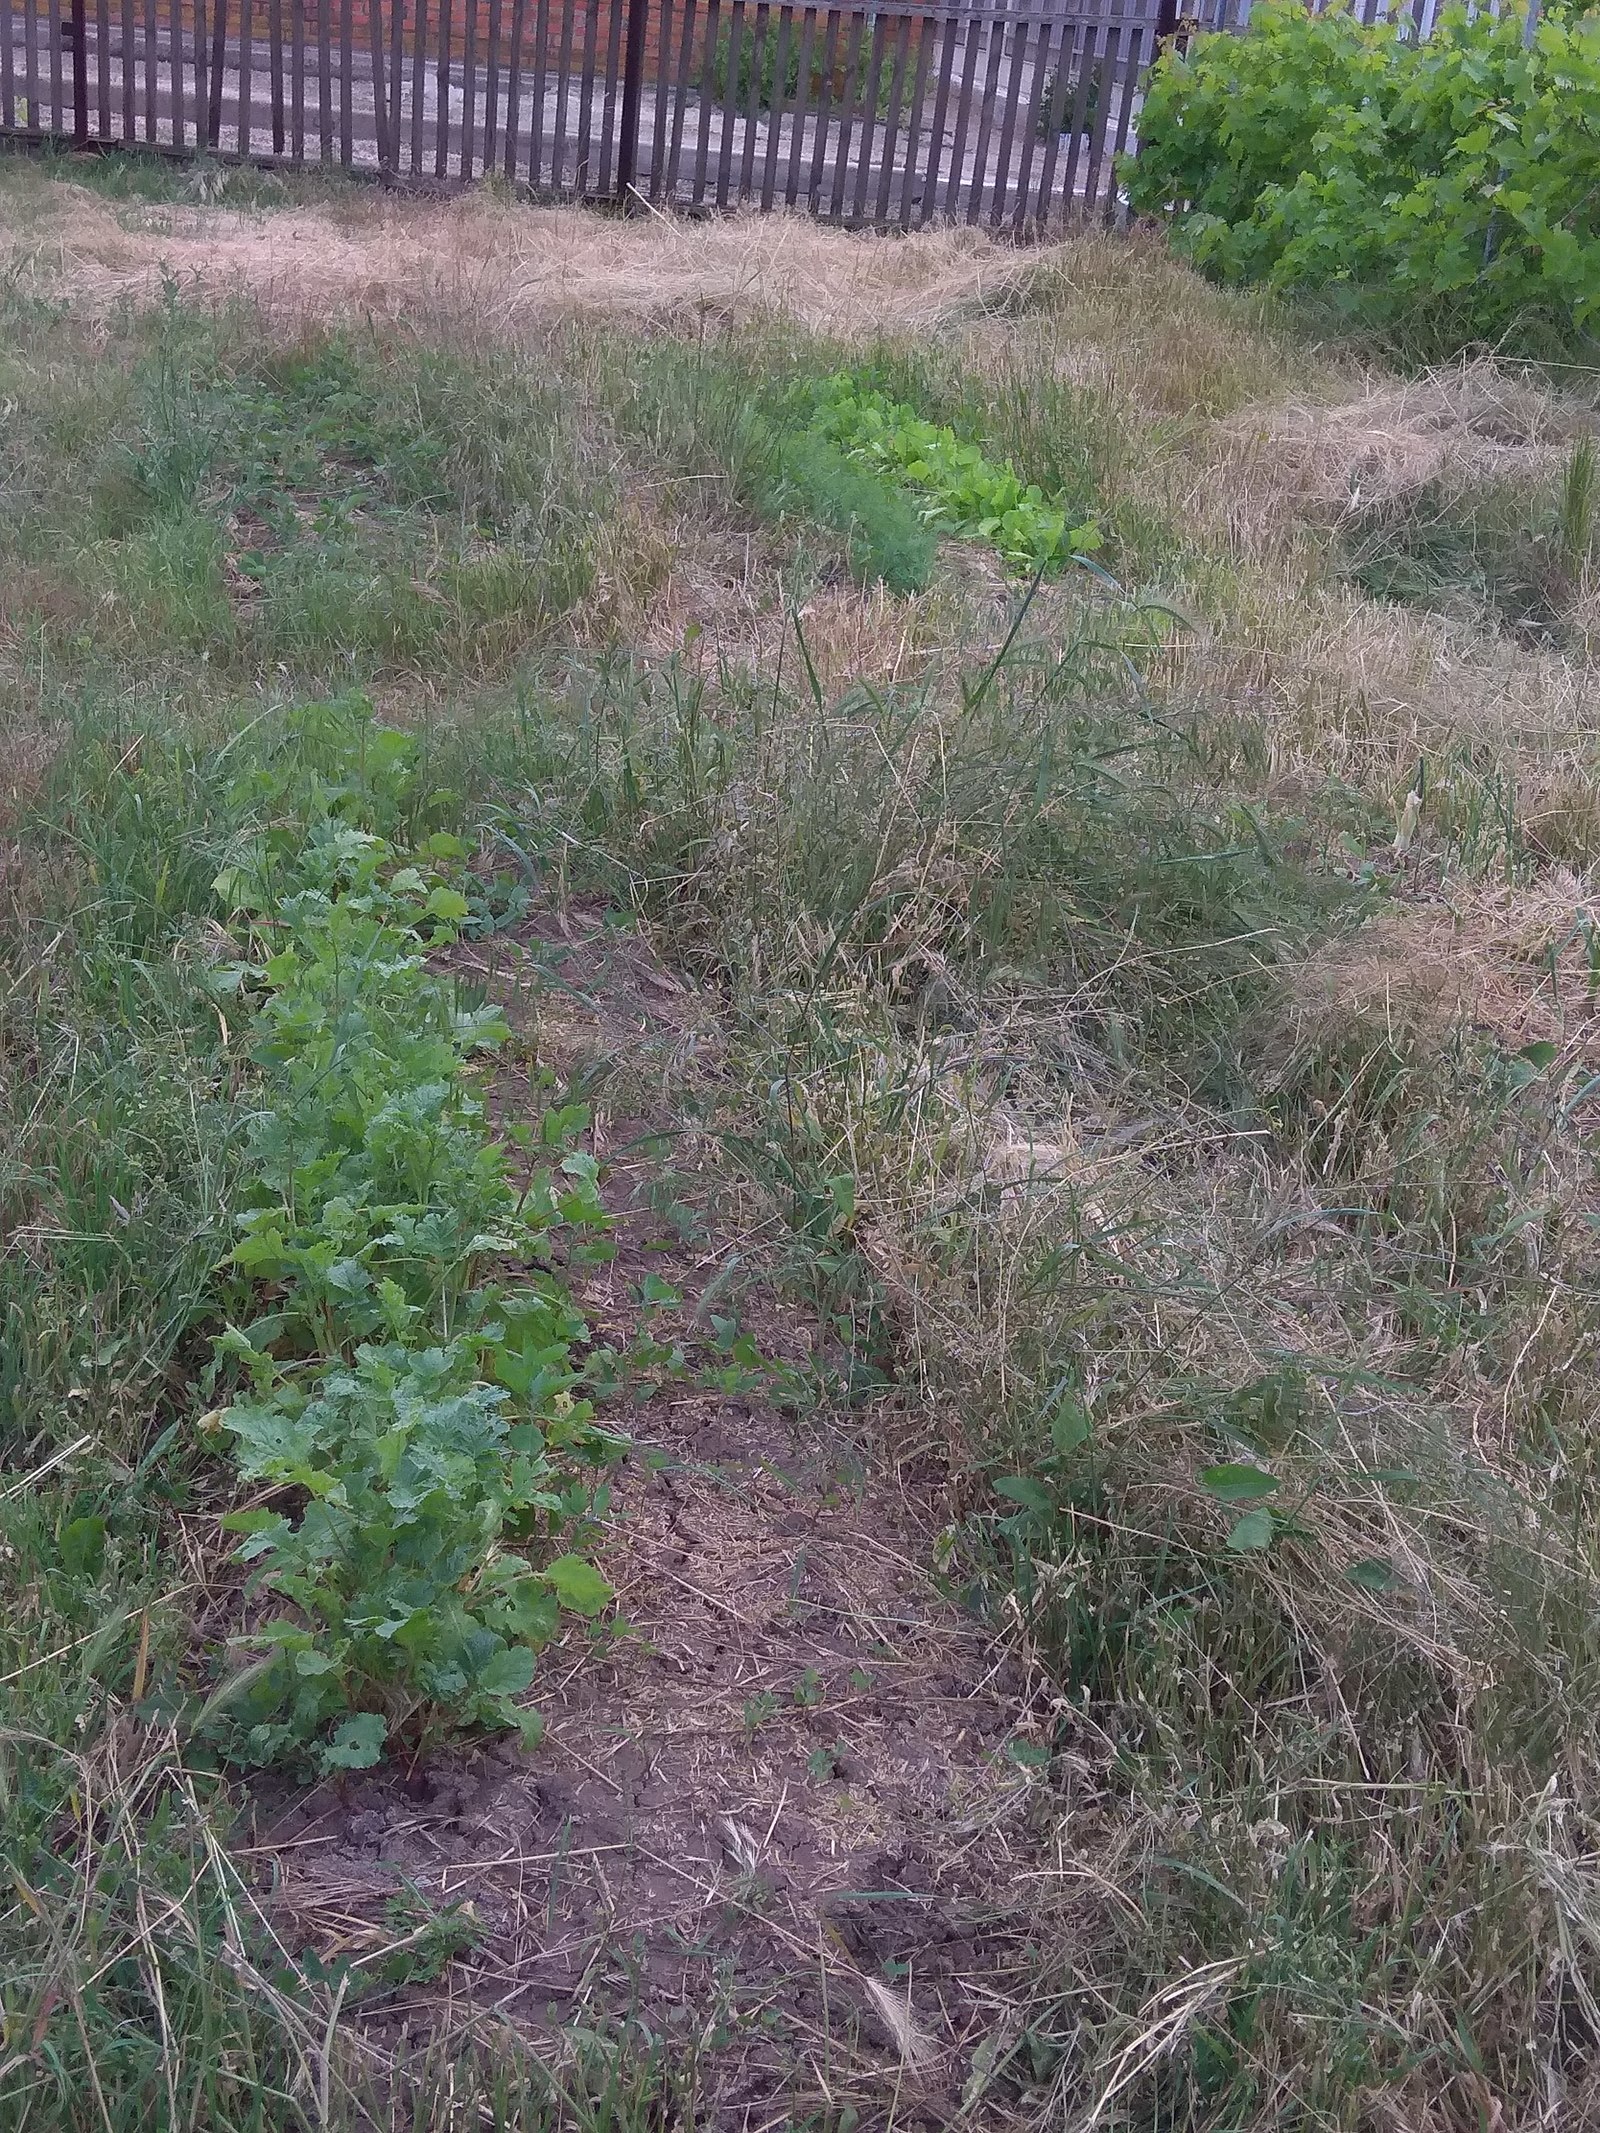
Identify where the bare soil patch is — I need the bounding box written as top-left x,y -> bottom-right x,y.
251,902 -> 1042,2125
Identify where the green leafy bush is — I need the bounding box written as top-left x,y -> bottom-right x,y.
810,378 -> 1101,573
1125,0 -> 1600,347
202,695 -> 621,1774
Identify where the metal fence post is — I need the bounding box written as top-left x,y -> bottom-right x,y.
616,0 -> 647,200
71,0 -> 87,140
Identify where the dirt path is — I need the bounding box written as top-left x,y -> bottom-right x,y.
254,905 -> 1041,2125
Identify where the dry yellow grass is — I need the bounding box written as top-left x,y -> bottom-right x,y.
1281,871 -> 1600,1053
0,177 -> 1067,332
7,156 -> 1600,2127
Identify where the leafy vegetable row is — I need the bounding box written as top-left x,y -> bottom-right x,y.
199,696 -> 620,1775
809,380 -> 1102,576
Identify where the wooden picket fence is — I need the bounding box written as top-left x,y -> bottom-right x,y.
0,0 -> 1167,222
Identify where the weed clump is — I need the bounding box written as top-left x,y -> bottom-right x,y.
776,431 -> 936,593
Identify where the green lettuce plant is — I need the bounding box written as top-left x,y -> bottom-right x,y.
808,379 -> 1102,575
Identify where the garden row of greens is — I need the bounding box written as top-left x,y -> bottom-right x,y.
180,367 -> 1083,1770
1128,0 -> 1600,351
617,352 -> 1101,594
200,696 -> 620,1775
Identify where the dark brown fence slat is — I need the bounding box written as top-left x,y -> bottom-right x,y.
549,0 -> 576,186
54,0 -> 68,134
913,8 -> 958,225
291,0 -> 305,154
757,0 -> 790,208
848,7 -> 887,222
70,0 -> 81,139
941,11 -> 984,222
208,0 -> 226,142
501,0 -> 525,173
659,0 -> 696,198
53,0 -> 67,135
872,9 -> 911,225
94,0 -> 109,135
14,0 -> 25,133
1054,20 -> 1098,208
407,0 -> 425,170
482,0 -> 502,172
713,0 -> 741,208
1031,16 -> 1074,224
433,0 -> 451,173
164,0 -> 178,147
961,9 -> 1007,224
595,0 -> 623,196
367,0 -> 387,169
237,0 -> 253,151
614,0 -> 644,192
737,0 -> 768,202
897,4 -> 935,229
337,0 -> 353,163
316,0 -> 332,159
388,0 -> 404,167
781,4 -> 814,206
689,0 -> 719,202
191,0 -> 208,147
175,0 -> 188,146
460,0 -> 479,178
987,11 -> 1031,226
1103,13 -> 1147,216
573,0 -> 601,192
825,4 -> 865,219
1079,19 -> 1122,213
1010,10 -> 1058,231
527,0 -> 553,183
803,5 -> 838,207
269,0 -> 286,149
22,0 -> 38,132
645,0 -> 677,196
118,0 -> 133,136
142,0 -> 156,139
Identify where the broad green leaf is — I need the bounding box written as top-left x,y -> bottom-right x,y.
319,1713 -> 388,1771
479,1647 -> 537,1698
58,1516 -> 106,1580
1227,1508 -> 1277,1552
1049,1397 -> 1092,1456
1201,1462 -> 1279,1504
1346,1556 -> 1400,1593
544,1554 -> 613,1616
993,1475 -> 1055,1518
